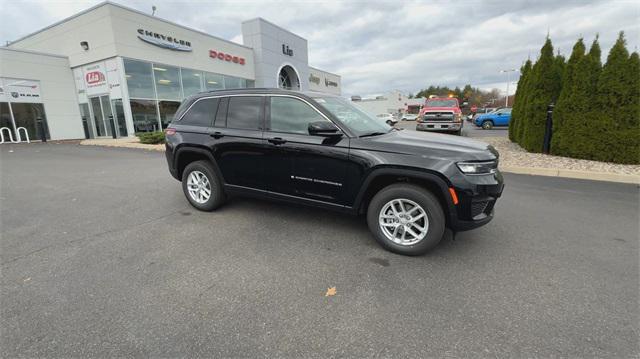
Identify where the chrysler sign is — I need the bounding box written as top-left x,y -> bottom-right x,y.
137,29 -> 192,52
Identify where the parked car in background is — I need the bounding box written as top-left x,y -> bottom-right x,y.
376,113 -> 398,126
474,108 -> 512,129
401,113 -> 419,121
416,97 -> 463,135
470,107 -> 497,122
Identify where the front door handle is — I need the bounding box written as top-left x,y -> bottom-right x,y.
268,137 -> 287,145
210,131 -> 224,139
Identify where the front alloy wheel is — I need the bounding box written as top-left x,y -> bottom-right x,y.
367,184 -> 445,255
379,199 -> 429,246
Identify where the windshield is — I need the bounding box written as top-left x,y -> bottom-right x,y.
312,96 -> 391,136
426,99 -> 458,107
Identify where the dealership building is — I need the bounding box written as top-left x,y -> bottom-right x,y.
0,1 -> 341,141
351,91 -> 425,117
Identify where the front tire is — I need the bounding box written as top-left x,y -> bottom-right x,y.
482,121 -> 493,130
181,160 -> 225,211
367,184 -> 445,256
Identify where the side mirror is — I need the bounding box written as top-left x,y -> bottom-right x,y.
308,121 -> 341,137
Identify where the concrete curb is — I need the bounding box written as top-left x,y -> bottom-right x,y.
501,166 -> 640,184
80,139 -> 164,152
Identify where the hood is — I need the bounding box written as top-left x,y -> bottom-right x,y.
352,130 -> 497,161
421,106 -> 461,114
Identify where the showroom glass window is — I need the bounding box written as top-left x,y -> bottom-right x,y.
153,64 -> 181,100
182,69 -> 203,97
269,97 -> 326,134
11,103 -> 50,140
123,59 -> 155,99
226,97 -> 262,130
130,99 -> 159,133
205,72 -> 224,91
122,58 -> 250,132
224,76 -> 246,89
159,101 -> 181,129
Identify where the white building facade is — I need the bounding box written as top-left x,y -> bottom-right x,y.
1,1 -> 341,141
351,90 -> 425,117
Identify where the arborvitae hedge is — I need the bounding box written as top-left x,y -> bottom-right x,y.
519,38 -> 564,153
592,32 -> 639,163
551,39 -> 586,156
509,59 -> 531,142
512,32 -> 639,164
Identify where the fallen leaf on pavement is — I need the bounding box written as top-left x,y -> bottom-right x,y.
325,287 -> 337,297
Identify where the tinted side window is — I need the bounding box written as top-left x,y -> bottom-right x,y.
226,96 -> 263,130
269,97 -> 326,134
180,98 -> 218,127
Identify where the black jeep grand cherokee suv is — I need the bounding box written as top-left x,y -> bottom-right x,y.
165,89 -> 504,256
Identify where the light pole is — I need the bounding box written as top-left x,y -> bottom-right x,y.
500,69 -> 517,107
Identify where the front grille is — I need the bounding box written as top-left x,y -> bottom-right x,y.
423,112 -> 454,121
470,198 -> 496,219
471,201 -> 488,218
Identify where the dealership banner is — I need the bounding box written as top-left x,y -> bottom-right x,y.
83,62 -> 109,96
73,68 -> 88,103
105,58 -> 122,99
0,77 -> 42,103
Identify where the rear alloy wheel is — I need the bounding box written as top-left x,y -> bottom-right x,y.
181,160 -> 225,211
482,121 -> 493,130
367,184 -> 445,255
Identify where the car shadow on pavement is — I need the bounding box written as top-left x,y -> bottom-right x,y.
213,195 -> 483,259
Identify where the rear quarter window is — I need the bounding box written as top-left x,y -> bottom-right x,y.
180,98 -> 219,127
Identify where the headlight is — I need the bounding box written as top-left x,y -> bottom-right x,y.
456,160 -> 498,175
454,113 -> 462,122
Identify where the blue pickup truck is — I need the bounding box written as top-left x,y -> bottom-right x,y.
474,108 -> 512,129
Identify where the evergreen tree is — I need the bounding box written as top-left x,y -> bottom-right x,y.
509,59 -> 532,142
520,38 -> 563,152
515,59 -> 534,143
551,38 -> 586,155
593,32 -> 639,163
554,36 -> 602,159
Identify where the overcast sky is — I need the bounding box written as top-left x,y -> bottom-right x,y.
1,0 -> 638,97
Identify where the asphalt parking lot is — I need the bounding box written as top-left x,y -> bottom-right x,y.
1,143 -> 638,357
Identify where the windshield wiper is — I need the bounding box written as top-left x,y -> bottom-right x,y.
359,131 -> 388,138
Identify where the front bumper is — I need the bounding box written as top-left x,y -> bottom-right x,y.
448,170 -> 504,231
416,122 -> 462,132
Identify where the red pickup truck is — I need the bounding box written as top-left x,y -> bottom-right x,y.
416,97 -> 463,135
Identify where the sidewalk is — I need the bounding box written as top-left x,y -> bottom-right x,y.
483,137 -> 640,184
80,137 -> 164,152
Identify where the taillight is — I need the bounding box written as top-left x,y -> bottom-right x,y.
165,128 -> 176,136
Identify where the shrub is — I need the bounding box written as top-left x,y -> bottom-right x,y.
519,38 -> 564,153
137,131 -> 165,144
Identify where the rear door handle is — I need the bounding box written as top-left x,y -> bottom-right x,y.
210,131 -> 224,139
268,137 -> 286,145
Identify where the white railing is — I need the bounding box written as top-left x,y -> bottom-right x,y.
0,127 -> 16,144
16,127 -> 30,143
0,127 -> 33,144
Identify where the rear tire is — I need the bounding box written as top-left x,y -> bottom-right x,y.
367,184 -> 445,256
482,121 -> 493,130
181,160 -> 225,211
